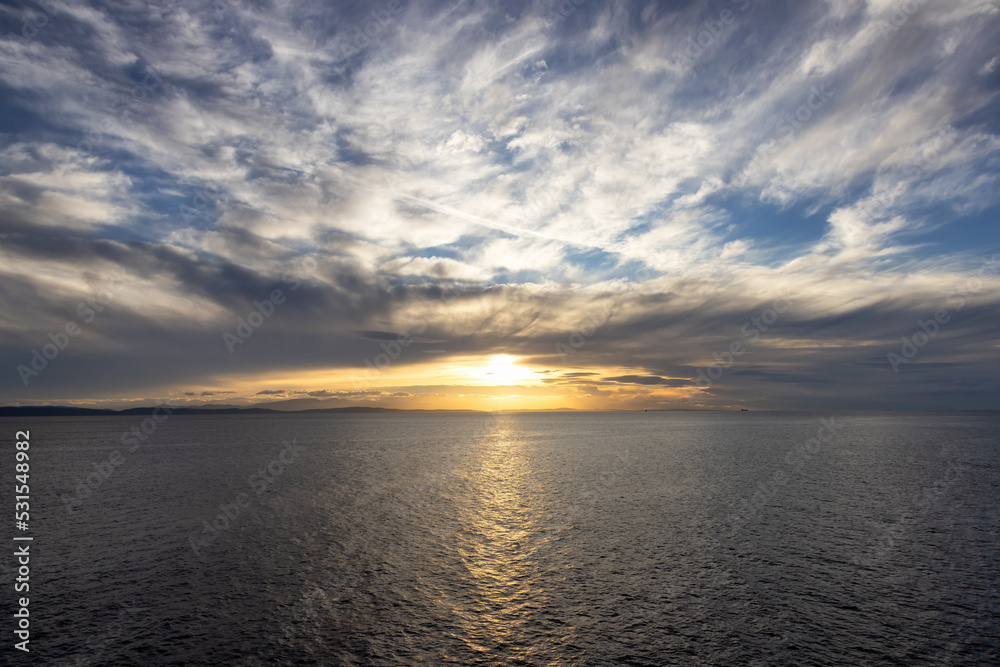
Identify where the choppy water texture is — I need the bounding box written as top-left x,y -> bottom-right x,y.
10,411 -> 1000,665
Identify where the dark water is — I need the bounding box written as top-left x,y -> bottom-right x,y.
6,411 -> 1000,665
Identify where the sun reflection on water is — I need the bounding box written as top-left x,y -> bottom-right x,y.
448,414 -> 555,661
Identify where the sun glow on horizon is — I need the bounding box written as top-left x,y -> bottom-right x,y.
474,354 -> 537,385
192,356 -> 712,412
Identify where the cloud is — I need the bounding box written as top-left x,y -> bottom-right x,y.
0,0 -> 998,410
603,375 -> 695,387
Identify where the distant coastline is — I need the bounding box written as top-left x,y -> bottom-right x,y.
0,405 -> 604,417
0,405 -> 451,417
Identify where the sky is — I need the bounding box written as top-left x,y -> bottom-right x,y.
1,0 -> 998,411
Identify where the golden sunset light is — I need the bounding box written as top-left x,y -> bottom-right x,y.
169,353 -> 708,413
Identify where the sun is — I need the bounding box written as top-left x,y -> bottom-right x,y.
478,354 -> 535,385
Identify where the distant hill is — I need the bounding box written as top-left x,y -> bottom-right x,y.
0,406 -> 121,417
0,405 -> 405,417
252,397 -> 350,411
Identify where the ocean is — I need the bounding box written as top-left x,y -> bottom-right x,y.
10,411 -> 1000,665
